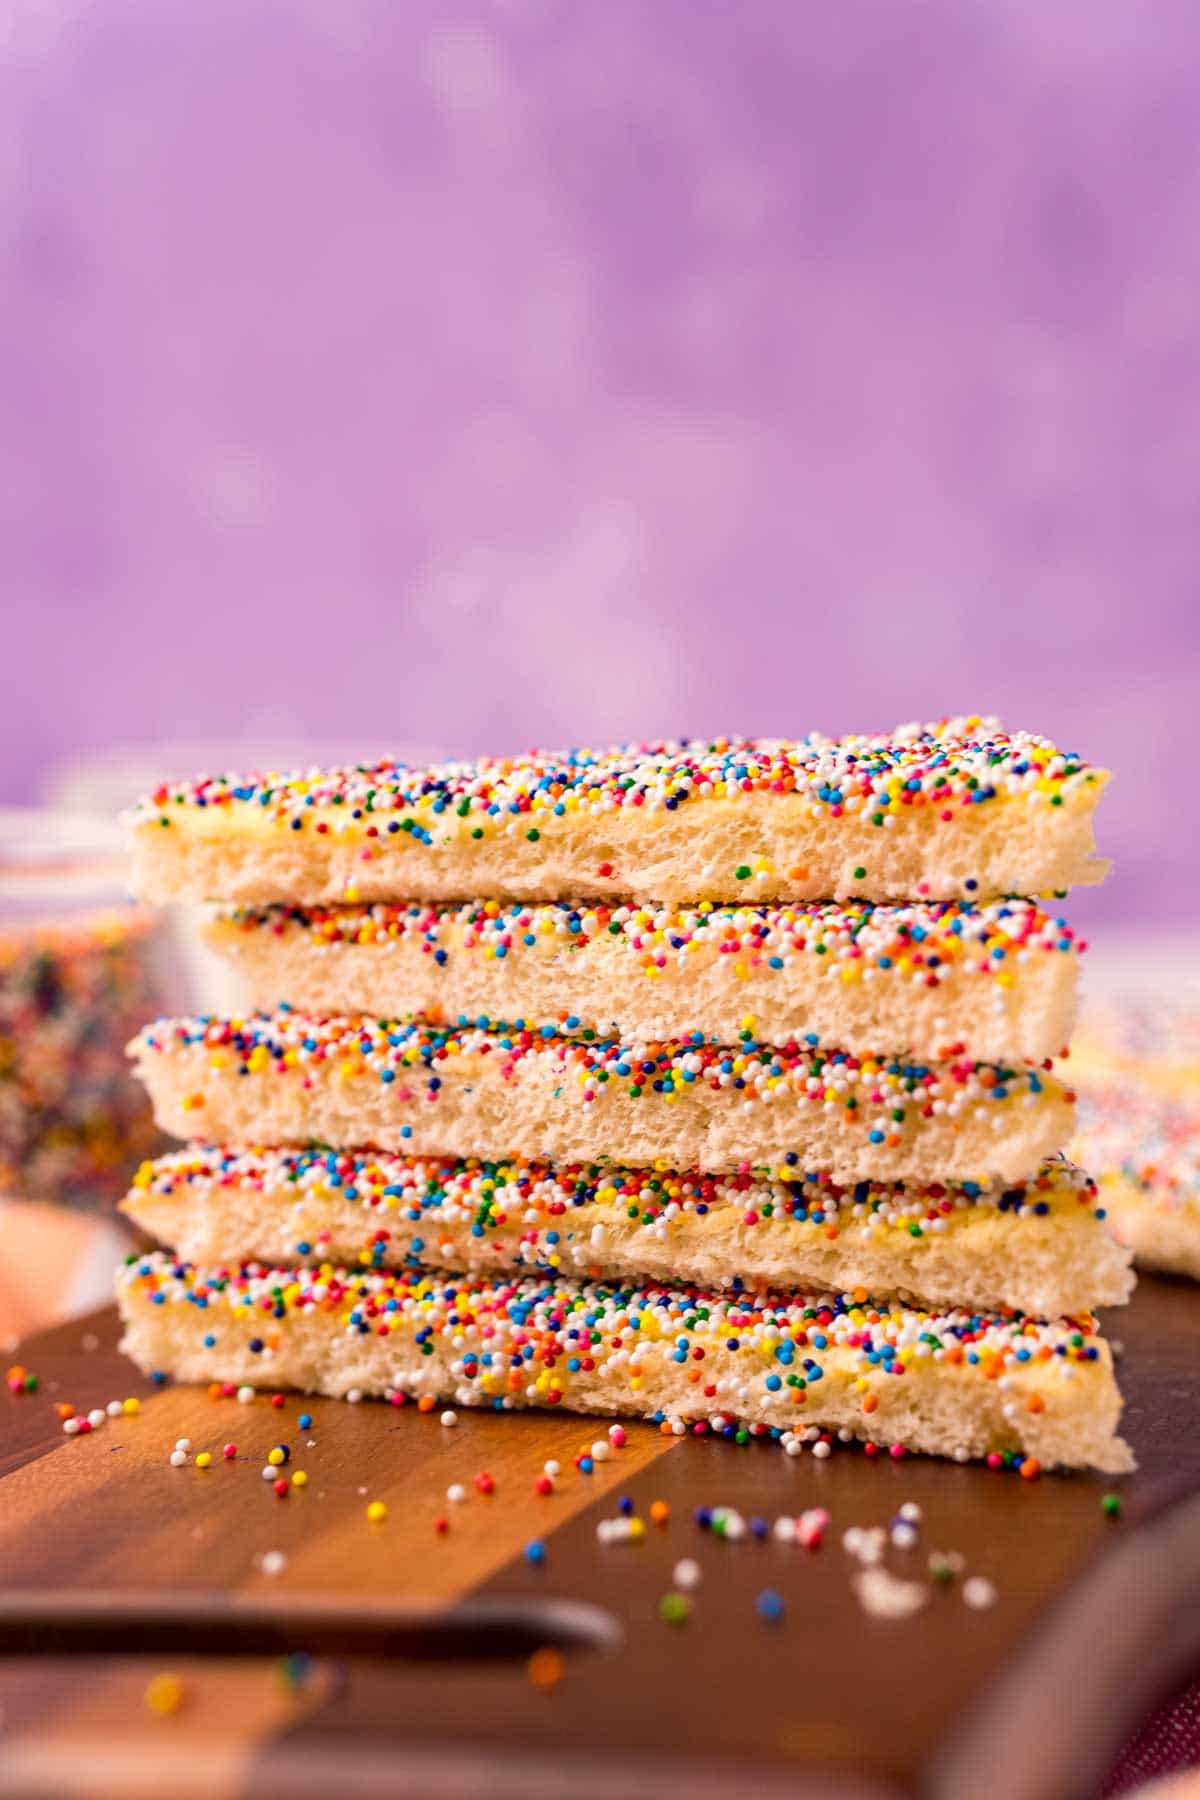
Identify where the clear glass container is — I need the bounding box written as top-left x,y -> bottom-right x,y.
0,809 -> 180,1211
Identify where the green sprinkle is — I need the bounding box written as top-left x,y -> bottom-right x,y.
1101,1493 -> 1123,1518
526,828 -> 540,842
853,865 -> 867,879
659,1592 -> 691,1625
734,865 -> 752,881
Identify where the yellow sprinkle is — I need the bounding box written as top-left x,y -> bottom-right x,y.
292,1470 -> 308,1488
366,1500 -> 388,1523
194,1452 -> 212,1470
267,1447 -> 285,1466
145,1673 -> 185,1716
122,1397 -> 141,1416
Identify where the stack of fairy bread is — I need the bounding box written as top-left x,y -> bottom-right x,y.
116,721 -> 1135,1473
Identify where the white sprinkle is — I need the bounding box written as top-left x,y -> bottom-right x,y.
346,1389 -> 363,1404
106,1400 -> 124,1418
87,1410 -> 106,1430
673,1558 -> 702,1590
62,1417 -> 81,1437
811,1440 -> 831,1460
169,1449 -> 189,1468
772,1516 -> 796,1543
237,1386 -> 256,1404
853,1567 -> 928,1620
963,1576 -> 997,1610
891,1522 -> 920,1551
175,1438 -> 191,1452
898,1501 -> 922,1523
261,1465 -> 277,1482
447,1484 -> 467,1504
440,1410 -> 458,1428
590,1440 -> 611,1462
259,1551 -> 288,1577
844,1527 -> 886,1567
543,1460 -> 561,1478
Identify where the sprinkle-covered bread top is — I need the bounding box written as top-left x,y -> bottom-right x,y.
1078,1088 -> 1200,1211
216,895 -> 1084,985
121,1255 -> 1107,1381
128,1146 -> 1105,1252
1077,998 -> 1200,1078
131,719 -> 1101,833
132,1008 -> 1063,1133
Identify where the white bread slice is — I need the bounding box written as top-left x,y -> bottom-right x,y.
117,1253 -> 1132,1473
130,1011 -> 1075,1185
122,1145 -> 1132,1318
127,723 -> 1110,907
1073,1085 -> 1200,1280
204,895 -> 1081,1064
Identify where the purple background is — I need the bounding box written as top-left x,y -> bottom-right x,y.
2,1 -> 1196,924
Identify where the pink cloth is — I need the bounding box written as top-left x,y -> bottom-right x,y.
1106,1679 -> 1200,1795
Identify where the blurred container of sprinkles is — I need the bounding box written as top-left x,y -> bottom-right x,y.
0,808 -> 182,1212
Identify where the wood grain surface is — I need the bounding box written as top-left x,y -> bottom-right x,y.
1,1277 -> 1199,1799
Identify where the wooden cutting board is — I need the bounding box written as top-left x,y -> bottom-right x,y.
2,1277 -> 1199,1800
